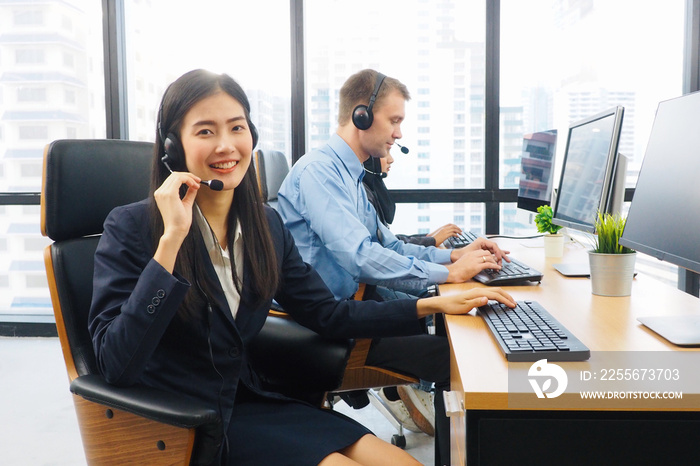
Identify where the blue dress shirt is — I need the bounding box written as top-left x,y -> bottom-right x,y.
278,133 -> 451,300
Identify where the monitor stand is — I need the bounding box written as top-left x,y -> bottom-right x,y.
554,262 -> 590,277
638,315 -> 700,347
554,262 -> 638,278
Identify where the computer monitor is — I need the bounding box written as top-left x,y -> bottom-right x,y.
517,129 -> 557,213
619,91 -> 700,346
552,106 -> 625,234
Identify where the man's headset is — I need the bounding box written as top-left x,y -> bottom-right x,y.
351,72 -> 410,156
157,89 -> 259,191
352,72 -> 386,130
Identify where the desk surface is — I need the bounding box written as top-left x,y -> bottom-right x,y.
441,236 -> 700,411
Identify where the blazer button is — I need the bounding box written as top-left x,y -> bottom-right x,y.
157,289 -> 166,299
147,304 -> 156,314
228,347 -> 240,358
152,297 -> 161,306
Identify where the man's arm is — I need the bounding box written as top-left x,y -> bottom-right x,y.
297,163 -> 449,288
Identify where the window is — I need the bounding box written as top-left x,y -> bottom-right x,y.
500,0 -> 684,242
17,88 -> 46,102
303,0 -> 486,235
123,0 -> 291,156
15,49 -> 44,64
0,0 -> 104,319
62,52 -> 74,68
392,204 -> 484,236
14,10 -> 43,26
18,126 -> 48,140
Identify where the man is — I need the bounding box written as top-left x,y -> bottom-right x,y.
278,69 -> 509,465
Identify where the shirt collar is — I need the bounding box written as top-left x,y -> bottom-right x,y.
328,133 -> 366,183
194,204 -> 242,255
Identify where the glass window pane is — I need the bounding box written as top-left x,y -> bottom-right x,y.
501,201 -> 538,237
393,203 -> 485,240
500,0 -> 685,193
124,0 -> 291,160
304,0 -> 485,191
0,0 -> 105,318
0,206 -> 53,318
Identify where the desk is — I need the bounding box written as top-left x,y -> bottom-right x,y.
441,237 -> 700,465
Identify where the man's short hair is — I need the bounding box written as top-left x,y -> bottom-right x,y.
338,69 -> 411,126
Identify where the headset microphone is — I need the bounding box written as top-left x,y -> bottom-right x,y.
363,166 -> 387,179
363,157 -> 387,179
395,142 -> 409,154
201,179 -> 224,191
160,154 -> 224,191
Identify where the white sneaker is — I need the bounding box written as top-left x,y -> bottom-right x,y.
371,388 -> 422,433
397,385 -> 435,437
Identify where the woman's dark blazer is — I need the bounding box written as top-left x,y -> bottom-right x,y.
88,199 -> 423,429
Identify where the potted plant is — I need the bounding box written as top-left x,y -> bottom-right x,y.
588,212 -> 636,296
534,205 -> 564,257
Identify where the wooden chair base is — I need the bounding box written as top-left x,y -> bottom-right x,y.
73,394 -> 195,465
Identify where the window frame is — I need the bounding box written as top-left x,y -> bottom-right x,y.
1,0 -> 698,311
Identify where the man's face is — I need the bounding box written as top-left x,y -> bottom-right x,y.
359,88 -> 405,160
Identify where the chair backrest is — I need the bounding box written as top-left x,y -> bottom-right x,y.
41,139 -> 154,381
253,149 -> 289,208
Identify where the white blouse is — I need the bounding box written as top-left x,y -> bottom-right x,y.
195,206 -> 244,319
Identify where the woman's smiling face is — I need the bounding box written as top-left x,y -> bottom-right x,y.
179,90 -> 253,192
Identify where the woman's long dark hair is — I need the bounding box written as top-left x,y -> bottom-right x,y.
150,69 -> 279,319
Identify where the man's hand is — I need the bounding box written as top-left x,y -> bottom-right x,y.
450,237 -> 510,264
445,248 -> 502,283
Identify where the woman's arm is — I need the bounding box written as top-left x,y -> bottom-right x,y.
89,202 -> 190,386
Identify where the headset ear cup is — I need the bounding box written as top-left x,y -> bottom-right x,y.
352,105 -> 372,130
250,122 -> 259,149
163,132 -> 184,170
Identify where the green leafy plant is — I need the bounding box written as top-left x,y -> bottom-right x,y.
592,212 -> 635,254
534,205 -> 562,235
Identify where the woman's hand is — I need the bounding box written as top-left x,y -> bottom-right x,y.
416,287 -> 516,318
427,223 -> 463,245
153,172 -> 201,272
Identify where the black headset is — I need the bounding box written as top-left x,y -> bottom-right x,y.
352,72 -> 387,131
157,91 -> 259,172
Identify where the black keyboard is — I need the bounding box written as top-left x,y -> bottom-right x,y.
443,230 -> 479,248
474,258 -> 543,286
477,300 -> 590,362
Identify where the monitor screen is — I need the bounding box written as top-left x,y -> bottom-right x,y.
620,91 -> 700,275
552,106 -> 625,233
517,129 -> 557,213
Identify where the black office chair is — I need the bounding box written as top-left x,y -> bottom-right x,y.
252,149 -> 420,448
253,149 -> 289,210
41,139 -> 353,465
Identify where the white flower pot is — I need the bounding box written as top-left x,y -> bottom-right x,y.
588,251 -> 637,297
543,234 -> 564,258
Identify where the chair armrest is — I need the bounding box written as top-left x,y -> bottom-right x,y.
248,316 -> 354,403
70,374 -> 220,429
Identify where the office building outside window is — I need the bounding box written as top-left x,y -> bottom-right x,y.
122,0 -> 291,158
305,0 -> 487,236
0,0 -> 104,320
500,0 -> 684,286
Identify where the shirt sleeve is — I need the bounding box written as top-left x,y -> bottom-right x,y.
297,162 -> 449,290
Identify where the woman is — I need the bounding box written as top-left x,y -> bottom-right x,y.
88,69 -> 515,465
363,155 -> 462,247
